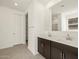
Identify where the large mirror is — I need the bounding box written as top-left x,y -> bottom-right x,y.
50,0 -> 78,31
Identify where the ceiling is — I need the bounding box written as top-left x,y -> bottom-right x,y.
0,0 -> 77,13
51,0 -> 78,14
0,0 -> 32,12
38,0 -> 52,5
0,0 -> 62,12
0,0 -> 53,12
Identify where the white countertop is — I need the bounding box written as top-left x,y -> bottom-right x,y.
38,31 -> 78,48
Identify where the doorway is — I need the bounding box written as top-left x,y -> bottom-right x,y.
26,13 -> 28,46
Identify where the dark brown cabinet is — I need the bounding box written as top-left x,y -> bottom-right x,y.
43,39 -> 50,59
51,47 -> 63,59
38,37 -> 78,59
51,40 -> 78,59
38,38 -> 44,56
64,51 -> 78,59
38,38 -> 50,59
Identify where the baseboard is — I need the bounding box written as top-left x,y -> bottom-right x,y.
28,46 -> 38,55
0,42 -> 26,49
0,44 -> 14,49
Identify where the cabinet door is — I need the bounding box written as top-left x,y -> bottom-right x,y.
64,51 -> 78,59
51,47 -> 63,59
38,38 -> 44,56
43,39 -> 50,59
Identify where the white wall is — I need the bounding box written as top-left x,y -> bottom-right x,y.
27,0 -> 51,55
28,1 -> 38,55
0,7 -> 25,49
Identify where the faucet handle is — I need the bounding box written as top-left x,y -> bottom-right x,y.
66,33 -> 72,41
48,34 -> 52,37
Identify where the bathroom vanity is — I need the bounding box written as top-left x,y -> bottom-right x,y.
38,37 -> 78,59
38,0 -> 78,59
